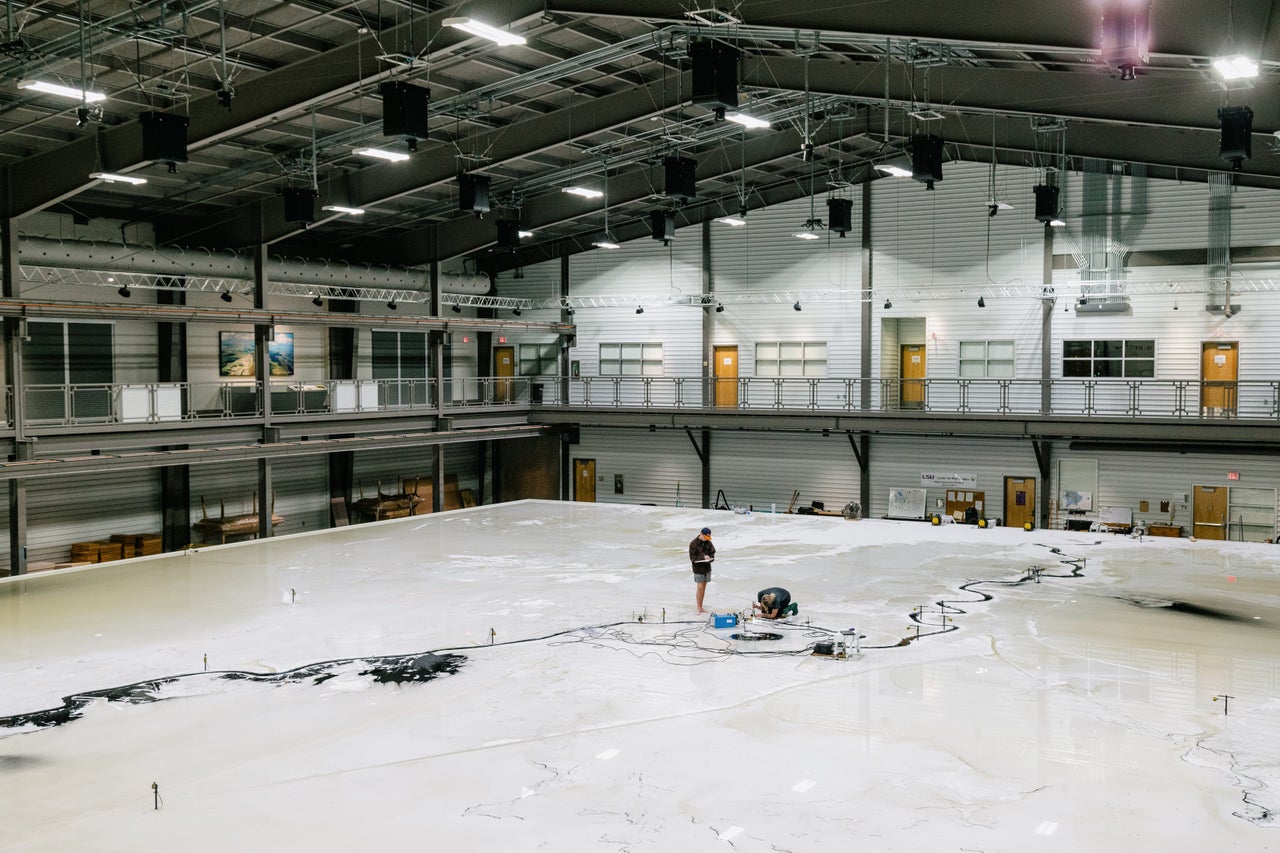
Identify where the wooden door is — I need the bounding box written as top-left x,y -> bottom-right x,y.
494,345 -> 515,403
900,344 -> 926,408
1200,342 -> 1238,414
574,458 -> 596,502
1004,477 -> 1036,529
713,345 -> 738,407
1193,485 -> 1227,540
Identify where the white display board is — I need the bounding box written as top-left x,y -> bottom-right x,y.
887,487 -> 928,520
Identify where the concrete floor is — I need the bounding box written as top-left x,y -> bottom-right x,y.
1,501 -> 1277,851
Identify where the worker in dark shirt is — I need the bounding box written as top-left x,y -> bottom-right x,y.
753,587 -> 796,619
688,527 -> 716,614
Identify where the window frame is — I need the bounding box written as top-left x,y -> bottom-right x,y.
754,340 -> 829,378
958,340 -> 1015,379
519,342 -> 559,376
598,342 -> 664,377
1061,338 -> 1155,379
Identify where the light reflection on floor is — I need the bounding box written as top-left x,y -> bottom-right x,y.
1,501 -> 1277,851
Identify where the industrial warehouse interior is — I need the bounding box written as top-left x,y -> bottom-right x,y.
1,1 -> 1280,849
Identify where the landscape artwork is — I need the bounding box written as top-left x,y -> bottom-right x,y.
219,331 -> 294,376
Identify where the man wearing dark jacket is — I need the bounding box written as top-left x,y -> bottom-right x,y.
689,527 -> 716,614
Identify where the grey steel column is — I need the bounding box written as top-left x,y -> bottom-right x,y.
701,220 -> 713,407
2,211 -> 28,575
1040,221 -> 1056,527
859,179 -> 873,514
1041,222 -> 1054,415
559,254 -> 572,501
429,248 -> 445,514
253,238 -> 274,539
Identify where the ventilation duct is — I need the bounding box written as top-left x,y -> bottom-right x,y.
16,237 -> 490,294
1076,159 -> 1146,313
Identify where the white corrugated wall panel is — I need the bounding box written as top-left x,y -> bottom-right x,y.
872,161 -> 1044,291
1049,444 -> 1280,538
870,435 -> 1040,521
709,431 -> 861,513
707,196 -> 864,404
269,455 -> 330,536
565,229 -> 703,405
27,470 -> 162,563
351,443 -> 483,503
574,428 -> 697,506
189,460 -> 270,542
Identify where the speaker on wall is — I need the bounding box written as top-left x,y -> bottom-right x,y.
691,40 -> 739,112
663,156 -> 697,201
381,81 -> 430,146
910,135 -> 944,189
139,111 -> 189,170
458,173 -> 491,214
827,198 -> 853,236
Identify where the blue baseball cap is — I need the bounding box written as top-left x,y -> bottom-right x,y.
700,527 -> 711,535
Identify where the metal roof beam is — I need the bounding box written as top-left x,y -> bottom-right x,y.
2,0 -> 548,218
163,73 -> 688,248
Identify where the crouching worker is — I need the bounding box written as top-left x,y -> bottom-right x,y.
753,587 -> 798,619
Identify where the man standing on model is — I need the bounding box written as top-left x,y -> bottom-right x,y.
689,527 -> 716,614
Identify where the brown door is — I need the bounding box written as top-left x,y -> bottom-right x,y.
494,345 -> 516,403
574,458 -> 596,502
900,344 -> 926,408
714,345 -> 738,407
1193,485 -> 1227,540
1004,477 -> 1036,529
1200,342 -> 1238,414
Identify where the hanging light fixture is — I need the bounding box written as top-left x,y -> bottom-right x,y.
592,160 -> 620,249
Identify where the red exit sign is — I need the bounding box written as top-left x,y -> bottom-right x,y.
1227,471 -> 1240,480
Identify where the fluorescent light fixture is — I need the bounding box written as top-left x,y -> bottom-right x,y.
89,172 -> 146,185
725,112 -> 771,129
443,17 -> 526,46
1213,54 -> 1259,80
562,186 -> 604,198
18,79 -> 106,102
322,204 -> 366,215
592,235 -> 621,249
518,230 -> 534,238
793,231 -> 820,240
874,161 -> 912,177
354,147 -> 410,162
1049,218 -> 1066,227
714,215 -> 747,226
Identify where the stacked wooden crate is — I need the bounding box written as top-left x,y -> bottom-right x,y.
68,534 -> 162,564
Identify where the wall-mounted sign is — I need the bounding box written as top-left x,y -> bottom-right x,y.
921,472 -> 978,488
1227,471 -> 1240,481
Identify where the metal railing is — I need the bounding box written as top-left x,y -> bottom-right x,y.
10,375 -> 1280,428
534,376 -> 1280,420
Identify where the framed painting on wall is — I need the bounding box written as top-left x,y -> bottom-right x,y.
219,331 -> 295,376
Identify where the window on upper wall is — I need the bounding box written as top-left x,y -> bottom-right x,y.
24,320 -> 114,422
1062,339 -> 1154,378
599,342 -> 663,376
959,340 -> 1015,378
519,343 -> 559,376
372,329 -> 428,405
755,341 -> 828,377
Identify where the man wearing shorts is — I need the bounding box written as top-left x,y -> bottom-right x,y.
689,527 -> 716,614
